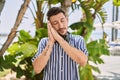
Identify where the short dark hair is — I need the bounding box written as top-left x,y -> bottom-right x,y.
47,7 -> 65,20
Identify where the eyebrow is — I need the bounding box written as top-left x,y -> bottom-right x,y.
51,17 -> 66,23
61,18 -> 65,20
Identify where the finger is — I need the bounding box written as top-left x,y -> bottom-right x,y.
47,21 -> 50,30
50,26 -> 57,35
48,22 -> 54,35
47,22 -> 51,38
47,22 -> 53,38
48,21 -> 52,28
47,21 -> 52,33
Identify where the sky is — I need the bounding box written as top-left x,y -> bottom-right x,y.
0,0 -> 35,34
0,0 -> 120,40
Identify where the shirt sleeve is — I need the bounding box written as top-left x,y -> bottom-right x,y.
77,37 -> 88,56
31,38 -> 47,62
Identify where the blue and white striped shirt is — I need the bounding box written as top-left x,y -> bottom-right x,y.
32,33 -> 88,80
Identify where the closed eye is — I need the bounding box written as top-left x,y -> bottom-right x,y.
61,18 -> 65,22
52,21 -> 58,25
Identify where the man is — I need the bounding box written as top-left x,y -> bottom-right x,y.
32,7 -> 88,80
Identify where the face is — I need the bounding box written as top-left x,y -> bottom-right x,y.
49,12 -> 68,36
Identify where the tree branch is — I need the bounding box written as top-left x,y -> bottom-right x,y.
0,0 -> 30,56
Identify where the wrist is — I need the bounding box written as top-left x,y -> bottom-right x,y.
58,37 -> 65,44
48,40 -> 54,47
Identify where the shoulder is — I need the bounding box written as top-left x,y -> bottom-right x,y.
40,37 -> 48,42
38,37 -> 48,45
70,34 -> 84,41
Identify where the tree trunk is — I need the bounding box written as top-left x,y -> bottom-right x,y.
61,0 -> 72,17
0,0 -> 5,15
0,0 -> 30,56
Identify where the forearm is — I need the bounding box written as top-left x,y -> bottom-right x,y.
59,38 -> 88,66
32,41 -> 53,74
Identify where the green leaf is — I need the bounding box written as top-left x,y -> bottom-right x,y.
0,55 -> 16,69
80,64 -> 94,80
96,57 -> 104,64
51,0 -> 60,4
70,22 -> 84,30
97,8 -> 107,23
18,43 -> 37,59
18,30 -> 32,42
113,0 -> 120,6
0,66 -> 4,71
90,64 -> 101,73
0,57 -> 4,71
16,66 -> 25,78
7,42 -> 20,55
87,39 -> 110,64
35,28 -> 48,39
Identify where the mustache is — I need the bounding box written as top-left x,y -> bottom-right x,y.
57,28 -> 66,31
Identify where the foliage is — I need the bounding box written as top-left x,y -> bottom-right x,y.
113,0 -> 120,6
70,0 -> 110,80
87,39 -> 109,64
0,28 -> 47,80
70,0 -> 108,41
0,29 -> 110,80
80,39 -> 110,80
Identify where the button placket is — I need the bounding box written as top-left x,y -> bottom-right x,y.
60,47 -> 64,80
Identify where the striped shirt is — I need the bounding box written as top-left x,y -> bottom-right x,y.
32,33 -> 88,80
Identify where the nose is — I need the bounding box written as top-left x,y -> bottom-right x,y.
58,22 -> 63,28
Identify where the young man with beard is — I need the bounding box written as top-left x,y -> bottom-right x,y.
32,7 -> 88,80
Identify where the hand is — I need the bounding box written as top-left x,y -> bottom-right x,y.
49,23 -> 63,42
47,21 -> 55,44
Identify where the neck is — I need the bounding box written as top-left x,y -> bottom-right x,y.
61,32 -> 70,42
